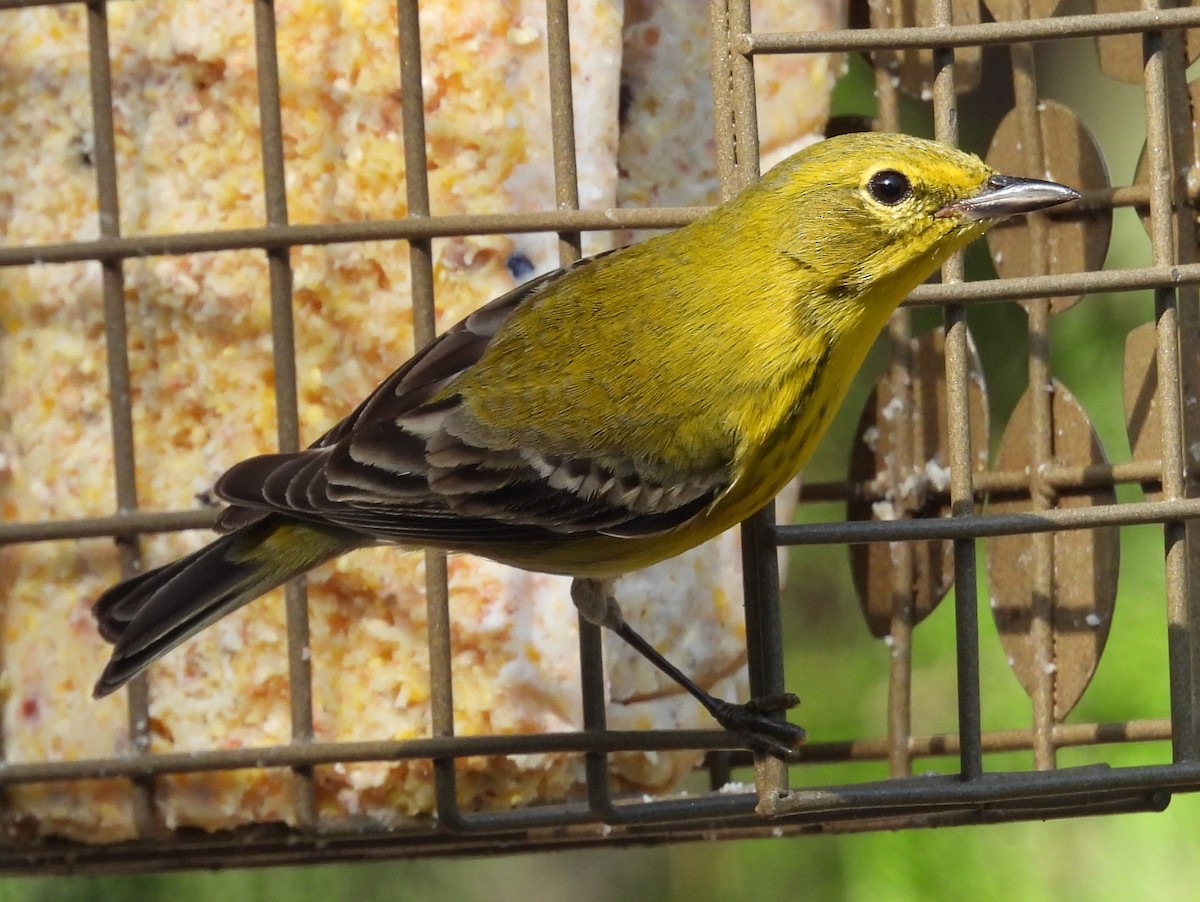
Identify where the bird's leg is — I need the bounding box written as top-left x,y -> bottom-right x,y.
570,577 -> 805,761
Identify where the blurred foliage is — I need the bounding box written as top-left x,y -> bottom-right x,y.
13,23 -> 1200,902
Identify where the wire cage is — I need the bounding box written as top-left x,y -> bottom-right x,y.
1,0 -> 1200,876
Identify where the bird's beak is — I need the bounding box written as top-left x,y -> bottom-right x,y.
939,174 -> 1080,221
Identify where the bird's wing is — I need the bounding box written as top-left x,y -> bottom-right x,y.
215,253 -> 727,544
309,259 -> 586,450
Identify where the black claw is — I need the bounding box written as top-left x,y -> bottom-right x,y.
711,696 -> 806,762
740,693 -> 801,716
751,734 -> 807,762
600,612 -> 806,761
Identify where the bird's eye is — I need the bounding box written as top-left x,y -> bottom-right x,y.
867,169 -> 912,205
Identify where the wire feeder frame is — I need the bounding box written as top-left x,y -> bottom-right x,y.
0,0 -> 1199,874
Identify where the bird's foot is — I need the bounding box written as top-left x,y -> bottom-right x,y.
708,693 -> 806,761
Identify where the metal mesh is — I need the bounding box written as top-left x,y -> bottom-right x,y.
0,0 -> 1198,874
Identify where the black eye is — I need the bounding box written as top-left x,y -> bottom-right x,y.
867,169 -> 911,205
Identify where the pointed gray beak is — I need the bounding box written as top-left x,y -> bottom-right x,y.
940,174 -> 1080,221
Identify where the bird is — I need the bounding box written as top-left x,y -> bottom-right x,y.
91,132 -> 1079,760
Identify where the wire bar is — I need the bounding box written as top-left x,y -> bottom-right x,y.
0,0 -> 1197,873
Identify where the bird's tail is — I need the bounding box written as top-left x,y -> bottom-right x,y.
92,517 -> 361,697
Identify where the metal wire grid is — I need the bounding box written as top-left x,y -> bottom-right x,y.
0,0 -> 1198,873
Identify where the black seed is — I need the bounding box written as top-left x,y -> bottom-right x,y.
506,252 -> 536,280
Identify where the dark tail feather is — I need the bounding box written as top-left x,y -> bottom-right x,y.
92,519 -> 354,697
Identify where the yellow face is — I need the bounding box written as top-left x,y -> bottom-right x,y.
750,133 -> 998,301
857,155 -> 993,239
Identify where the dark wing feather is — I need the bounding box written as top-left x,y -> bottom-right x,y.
215,250 -> 728,547
215,265 -> 567,533
310,260 -> 597,450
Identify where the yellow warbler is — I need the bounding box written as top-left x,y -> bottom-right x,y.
93,132 -> 1077,758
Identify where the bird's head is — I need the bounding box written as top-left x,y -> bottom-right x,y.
741,132 -> 1079,306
